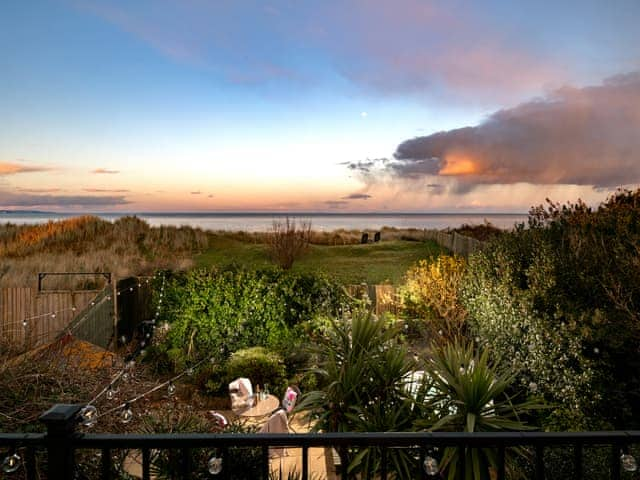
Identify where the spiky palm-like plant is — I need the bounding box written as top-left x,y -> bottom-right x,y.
417,342 -> 544,480
297,308 -> 418,478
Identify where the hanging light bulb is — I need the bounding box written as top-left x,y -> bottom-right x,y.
79,405 -> 98,427
51,313 -> 56,319
72,306 -> 77,311
186,367 -> 194,376
122,372 -> 130,382
120,335 -> 127,345
106,385 -> 116,401
140,349 -> 146,356
423,455 -> 439,476
2,453 -> 21,473
137,283 -> 141,288
621,453 -> 638,472
207,455 -> 223,475
22,319 -> 27,328
168,382 -> 176,396
121,404 -> 133,424
129,287 -> 133,292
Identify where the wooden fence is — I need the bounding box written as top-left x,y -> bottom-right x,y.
422,230 -> 484,257
1,287 -> 104,352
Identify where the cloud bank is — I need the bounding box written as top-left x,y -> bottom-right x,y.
0,190 -> 130,208
388,72 -> 640,191
0,162 -> 50,175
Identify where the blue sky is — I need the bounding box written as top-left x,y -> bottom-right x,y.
1,0 -> 639,211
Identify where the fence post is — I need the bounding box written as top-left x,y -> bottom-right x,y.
40,404 -> 82,478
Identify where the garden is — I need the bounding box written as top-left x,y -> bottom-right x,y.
2,189 -> 640,479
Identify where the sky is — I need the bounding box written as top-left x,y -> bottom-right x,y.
1,0 -> 639,212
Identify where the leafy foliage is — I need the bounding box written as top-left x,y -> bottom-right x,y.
416,342 -> 543,480
220,347 -> 288,398
297,308 -> 419,478
152,267 -> 345,372
400,255 -> 468,344
463,189 -> 640,429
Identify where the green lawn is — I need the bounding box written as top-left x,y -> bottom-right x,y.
195,237 -> 446,284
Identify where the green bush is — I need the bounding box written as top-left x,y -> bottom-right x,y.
151,266 -> 345,373
225,347 -> 288,397
462,189 -> 640,429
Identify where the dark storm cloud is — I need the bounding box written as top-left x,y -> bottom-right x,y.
391,72 -> 640,189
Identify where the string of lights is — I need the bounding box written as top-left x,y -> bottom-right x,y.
13,275 -> 158,330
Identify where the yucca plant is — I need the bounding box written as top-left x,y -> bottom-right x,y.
416,342 -> 544,480
297,308 -> 418,478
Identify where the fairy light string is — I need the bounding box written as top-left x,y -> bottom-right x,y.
94,355 -> 211,422
17,274 -> 158,330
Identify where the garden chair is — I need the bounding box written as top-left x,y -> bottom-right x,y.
229,377 -> 253,410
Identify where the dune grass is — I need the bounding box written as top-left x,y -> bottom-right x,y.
196,237 -> 446,284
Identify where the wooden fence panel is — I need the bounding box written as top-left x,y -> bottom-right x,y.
0,287 -> 32,349
65,286 -> 114,350
33,291 -> 100,347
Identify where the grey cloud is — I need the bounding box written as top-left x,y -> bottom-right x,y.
0,190 -> 130,207
83,188 -> 130,193
391,72 -> 640,189
342,193 -> 372,200
324,200 -> 348,209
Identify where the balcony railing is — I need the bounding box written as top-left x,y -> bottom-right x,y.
0,404 -> 639,479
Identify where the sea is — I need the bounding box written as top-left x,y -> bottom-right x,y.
0,212 -> 528,232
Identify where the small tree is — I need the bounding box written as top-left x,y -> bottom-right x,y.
267,217 -> 311,269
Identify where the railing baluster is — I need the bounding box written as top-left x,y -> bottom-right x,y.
262,445 -> 269,480
25,446 -> 36,480
497,444 -> 505,480
101,447 -> 111,480
459,443 -> 465,480
222,447 -> 230,480
380,446 -> 387,480
142,448 -> 150,480
302,445 -> 309,480
340,446 -> 348,480
574,442 -> 583,479
535,444 -> 544,480
610,443 -> 621,480
419,448 -> 427,480
181,447 -> 191,479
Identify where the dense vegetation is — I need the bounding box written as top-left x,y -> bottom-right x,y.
464,190 -> 640,430
0,216 -> 209,287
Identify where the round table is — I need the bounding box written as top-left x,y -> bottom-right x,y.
234,394 -> 280,418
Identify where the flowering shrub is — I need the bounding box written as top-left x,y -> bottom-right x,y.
399,255 -> 467,343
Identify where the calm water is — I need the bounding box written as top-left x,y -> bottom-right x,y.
0,212 -> 528,232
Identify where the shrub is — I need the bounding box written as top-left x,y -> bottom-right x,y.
297,308 -> 418,478
416,342 -> 544,480
399,255 -> 468,344
463,189 -> 640,429
152,267 -> 345,373
224,347 -> 287,397
267,217 -> 311,269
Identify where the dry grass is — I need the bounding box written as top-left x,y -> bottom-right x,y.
0,216 -> 208,287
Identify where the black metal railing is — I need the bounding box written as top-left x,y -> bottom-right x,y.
0,404 -> 639,479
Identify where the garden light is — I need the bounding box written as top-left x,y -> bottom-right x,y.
423,455 -> 439,475
79,405 -> 98,427
621,452 -> 637,472
2,453 -> 21,474
208,455 -> 223,475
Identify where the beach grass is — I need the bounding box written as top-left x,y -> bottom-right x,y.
196,237 -> 446,284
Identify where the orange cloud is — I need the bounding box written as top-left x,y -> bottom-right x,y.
0,162 -> 49,175
91,168 -> 120,174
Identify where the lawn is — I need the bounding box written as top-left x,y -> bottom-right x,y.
195,237 -> 446,284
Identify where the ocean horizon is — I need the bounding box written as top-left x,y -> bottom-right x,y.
0,211 -> 529,232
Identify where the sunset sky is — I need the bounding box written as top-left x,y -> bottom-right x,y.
1,0 -> 639,212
